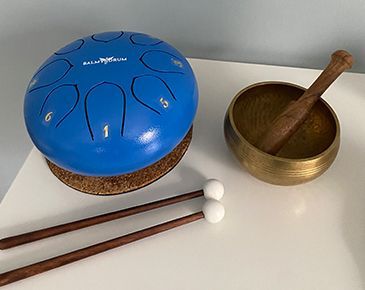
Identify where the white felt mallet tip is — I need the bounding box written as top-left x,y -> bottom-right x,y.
203,179 -> 224,201
202,200 -> 225,223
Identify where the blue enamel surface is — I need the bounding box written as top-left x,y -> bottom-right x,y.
24,31 -> 198,176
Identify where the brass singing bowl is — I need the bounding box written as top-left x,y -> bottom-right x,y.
224,82 -> 340,185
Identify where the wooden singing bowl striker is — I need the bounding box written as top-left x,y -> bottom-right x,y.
224,82 -> 340,185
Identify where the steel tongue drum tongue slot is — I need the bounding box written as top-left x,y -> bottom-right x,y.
23,31 -> 198,195
256,50 -> 353,155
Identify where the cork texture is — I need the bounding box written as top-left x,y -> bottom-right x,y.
46,127 -> 193,195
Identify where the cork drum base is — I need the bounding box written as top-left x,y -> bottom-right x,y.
47,127 -> 193,195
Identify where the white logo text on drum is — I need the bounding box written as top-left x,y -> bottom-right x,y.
82,56 -> 128,66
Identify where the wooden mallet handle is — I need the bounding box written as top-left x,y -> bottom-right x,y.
0,198 -> 225,286
256,50 -> 353,155
0,213 -> 204,287
0,190 -> 203,250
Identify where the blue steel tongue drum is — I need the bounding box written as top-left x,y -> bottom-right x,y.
23,31 -> 198,195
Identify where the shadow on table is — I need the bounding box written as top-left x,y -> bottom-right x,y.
1,164 -> 206,233
0,164 -> 206,272
337,140 -> 365,288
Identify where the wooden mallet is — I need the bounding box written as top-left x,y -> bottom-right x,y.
0,179 -> 225,287
256,50 -> 353,155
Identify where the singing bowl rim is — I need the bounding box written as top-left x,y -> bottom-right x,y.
225,81 -> 340,163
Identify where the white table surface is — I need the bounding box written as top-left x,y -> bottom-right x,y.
1,58 -> 365,290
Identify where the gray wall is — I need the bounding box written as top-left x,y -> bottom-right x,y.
1,0 -> 364,199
